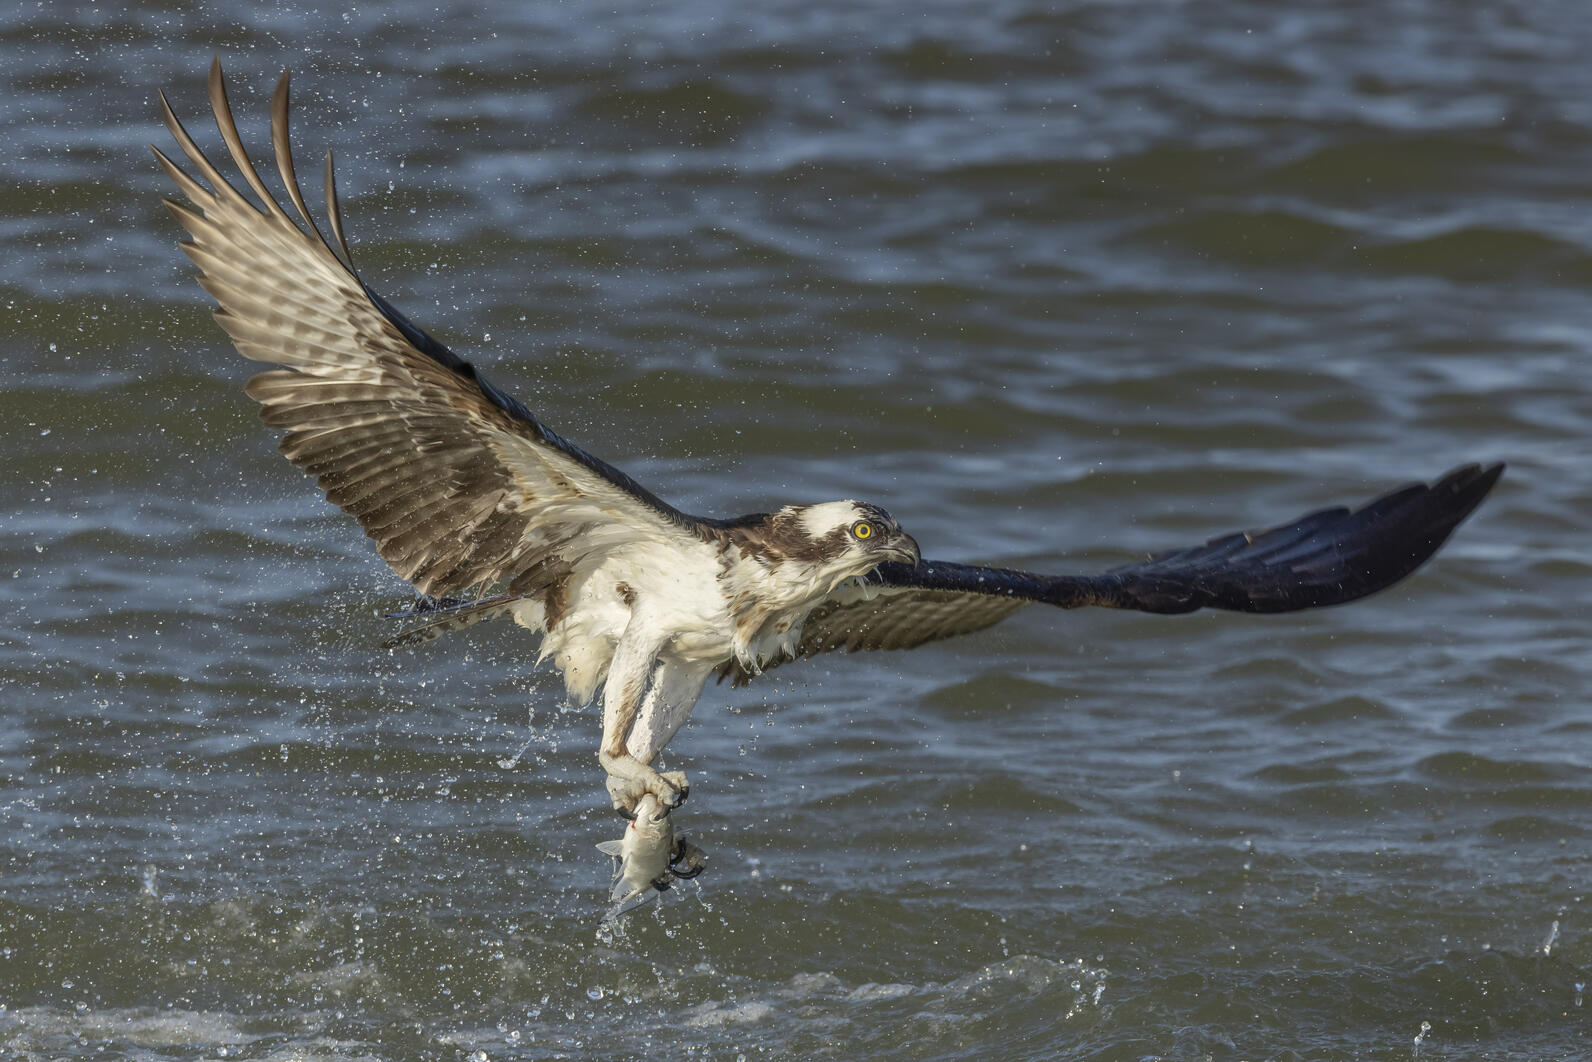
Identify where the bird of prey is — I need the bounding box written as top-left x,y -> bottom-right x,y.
155,61 -> 1502,825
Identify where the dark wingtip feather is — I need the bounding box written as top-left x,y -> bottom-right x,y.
875,462 -> 1504,618
1099,461 -> 1505,614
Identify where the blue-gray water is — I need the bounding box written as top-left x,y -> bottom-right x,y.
4,2 -> 1589,1059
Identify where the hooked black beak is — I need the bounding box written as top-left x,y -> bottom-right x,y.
890,531 -> 921,567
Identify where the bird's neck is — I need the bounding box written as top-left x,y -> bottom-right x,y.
721,551 -> 877,669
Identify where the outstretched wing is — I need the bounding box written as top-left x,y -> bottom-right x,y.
154,60 -> 715,602
724,462 -> 1502,683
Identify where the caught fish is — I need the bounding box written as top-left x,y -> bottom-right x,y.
595,793 -> 706,916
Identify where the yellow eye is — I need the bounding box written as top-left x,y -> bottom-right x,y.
852,521 -> 873,540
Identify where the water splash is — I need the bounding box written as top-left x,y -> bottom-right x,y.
497,734 -> 537,770
1412,1019 -> 1432,1059
687,877 -> 713,912
1540,918 -> 1561,957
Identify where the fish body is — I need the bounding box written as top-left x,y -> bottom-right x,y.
596,794 -> 706,915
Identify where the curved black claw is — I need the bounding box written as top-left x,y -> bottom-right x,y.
655,777 -> 688,817
670,838 -> 707,880
614,805 -> 637,822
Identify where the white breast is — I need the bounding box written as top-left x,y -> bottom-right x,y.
532,535 -> 736,704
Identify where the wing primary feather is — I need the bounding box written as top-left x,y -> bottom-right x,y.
323,148 -> 354,265
206,56 -> 290,222
152,152 -> 212,216
269,67 -> 334,249
157,87 -> 249,211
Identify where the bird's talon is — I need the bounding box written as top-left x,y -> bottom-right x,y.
670,838 -> 706,879
602,758 -> 689,819
658,770 -> 690,807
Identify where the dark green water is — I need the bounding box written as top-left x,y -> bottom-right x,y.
4,2 -> 1589,1058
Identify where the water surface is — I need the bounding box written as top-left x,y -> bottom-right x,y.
3,2 -> 1589,1059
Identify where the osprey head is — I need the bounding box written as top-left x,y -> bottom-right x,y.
784,500 -> 921,570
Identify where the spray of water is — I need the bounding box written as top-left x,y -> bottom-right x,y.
1411,1019 -> 1432,1060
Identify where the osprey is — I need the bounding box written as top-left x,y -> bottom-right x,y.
155,62 -> 1502,823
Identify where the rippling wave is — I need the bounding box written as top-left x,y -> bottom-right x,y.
3,0 -> 1587,1057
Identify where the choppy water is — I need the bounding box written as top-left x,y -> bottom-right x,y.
4,1 -> 1590,1059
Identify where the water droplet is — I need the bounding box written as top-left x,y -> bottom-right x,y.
1542,918 -> 1561,956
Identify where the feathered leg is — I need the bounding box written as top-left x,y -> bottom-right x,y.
623,658 -> 710,798
599,628 -> 686,816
